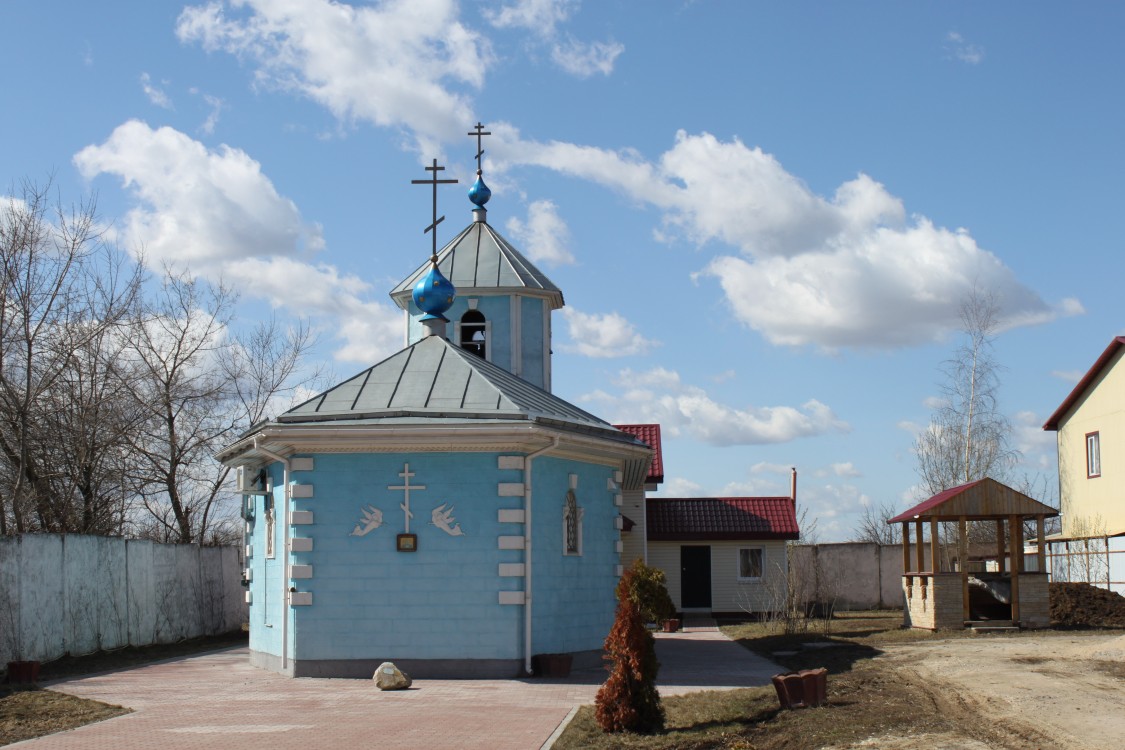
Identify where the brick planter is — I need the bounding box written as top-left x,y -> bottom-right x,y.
5,661 -> 40,684
771,668 -> 828,709
531,653 -> 573,678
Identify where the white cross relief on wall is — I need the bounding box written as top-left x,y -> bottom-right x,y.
389,463 -> 424,534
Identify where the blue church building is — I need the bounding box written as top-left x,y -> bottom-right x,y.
218,146 -> 652,678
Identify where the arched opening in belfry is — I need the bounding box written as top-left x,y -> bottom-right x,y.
460,309 -> 487,358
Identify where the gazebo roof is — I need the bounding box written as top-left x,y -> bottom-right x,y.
888,478 -> 1058,524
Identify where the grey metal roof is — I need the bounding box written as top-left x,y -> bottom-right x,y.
280,335 -> 630,441
390,218 -> 564,310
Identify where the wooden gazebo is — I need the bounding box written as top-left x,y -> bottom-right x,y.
888,478 -> 1058,630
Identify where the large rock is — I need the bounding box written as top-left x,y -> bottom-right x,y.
373,661 -> 412,690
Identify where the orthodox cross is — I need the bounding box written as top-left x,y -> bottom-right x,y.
388,463 -> 425,534
467,122 -> 491,172
411,159 -> 458,263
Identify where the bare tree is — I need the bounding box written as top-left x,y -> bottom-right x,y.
0,178 -> 142,534
126,270 -> 315,544
852,500 -> 902,545
913,288 -> 1019,497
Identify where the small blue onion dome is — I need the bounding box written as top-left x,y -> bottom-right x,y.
468,170 -> 491,208
412,262 -> 456,319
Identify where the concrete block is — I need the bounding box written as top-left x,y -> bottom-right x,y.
498,563 -> 525,577
290,564 -> 313,579
497,482 -> 525,497
498,456 -> 524,470
497,509 -> 525,524
291,457 -> 315,472
289,537 -> 314,553
290,592 -> 313,606
291,483 -> 314,499
498,591 -> 525,605
498,536 -> 525,550
290,511 -> 314,525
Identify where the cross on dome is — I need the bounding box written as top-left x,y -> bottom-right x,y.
466,122 -> 492,209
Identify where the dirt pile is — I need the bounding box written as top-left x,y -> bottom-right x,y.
1050,582 -> 1125,628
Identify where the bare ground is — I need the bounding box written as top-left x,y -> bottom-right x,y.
849,632 -> 1125,750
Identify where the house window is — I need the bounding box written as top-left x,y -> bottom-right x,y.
737,548 -> 763,581
460,310 -> 487,358
563,490 -> 583,555
1087,431 -> 1101,478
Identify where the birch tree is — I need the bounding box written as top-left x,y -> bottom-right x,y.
913,288 -> 1019,497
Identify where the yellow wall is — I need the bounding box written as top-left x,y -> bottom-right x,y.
648,540 -> 789,614
1057,347 -> 1125,536
620,489 -> 646,566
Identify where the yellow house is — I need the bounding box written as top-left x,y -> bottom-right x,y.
1043,336 -> 1125,593
1043,335 -> 1125,537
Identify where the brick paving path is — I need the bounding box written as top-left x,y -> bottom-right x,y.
17,625 -> 779,750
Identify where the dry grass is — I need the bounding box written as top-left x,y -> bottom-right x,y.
0,687 -> 128,747
554,611 -> 1064,750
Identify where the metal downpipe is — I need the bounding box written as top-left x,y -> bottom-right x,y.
523,437 -> 559,675
254,437 -> 291,673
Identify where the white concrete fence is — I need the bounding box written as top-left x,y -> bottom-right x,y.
790,542 -> 930,610
0,534 -> 246,665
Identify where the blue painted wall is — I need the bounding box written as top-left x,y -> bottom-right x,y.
403,293 -> 552,390
529,457 -> 619,655
247,463 -> 286,658
247,449 -> 621,666
288,452 -> 522,661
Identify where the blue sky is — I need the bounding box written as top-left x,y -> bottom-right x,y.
4,1 -> 1123,540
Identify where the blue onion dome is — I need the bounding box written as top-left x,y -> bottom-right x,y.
468,169 -> 491,208
412,262 -> 456,319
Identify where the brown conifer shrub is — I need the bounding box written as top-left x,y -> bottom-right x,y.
594,567 -> 665,734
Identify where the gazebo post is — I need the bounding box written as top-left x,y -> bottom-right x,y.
959,515 -> 969,622
915,520 -> 924,574
902,522 -> 911,573
1010,514 -> 1022,624
1036,515 -> 1046,573
929,517 -> 939,573
996,519 -> 1006,573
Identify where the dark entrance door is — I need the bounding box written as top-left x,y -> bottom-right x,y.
680,545 -> 712,609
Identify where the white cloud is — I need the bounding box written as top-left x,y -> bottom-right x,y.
922,396 -> 948,410
559,308 -> 657,358
657,477 -> 704,497
223,257 -> 401,363
74,120 -> 321,265
1050,369 -> 1084,384
194,90 -> 224,134
750,462 -> 792,475
505,199 -> 575,265
1012,410 -> 1057,470
75,121 -> 400,364
176,0 -> 491,154
484,0 -> 622,77
830,462 -> 861,478
550,36 -> 624,77
484,0 -> 575,35
492,126 -> 1071,350
946,31 -> 984,65
582,367 -> 849,446
140,73 -> 173,109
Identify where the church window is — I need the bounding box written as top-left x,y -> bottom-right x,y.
459,310 -> 487,358
563,490 -> 583,555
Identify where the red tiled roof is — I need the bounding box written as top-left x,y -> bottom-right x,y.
614,424 -> 663,484
647,497 -> 799,541
887,479 -> 985,524
1043,336 -> 1125,430
887,477 -> 1059,524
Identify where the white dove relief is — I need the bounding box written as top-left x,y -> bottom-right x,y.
350,505 -> 383,537
431,504 -> 464,536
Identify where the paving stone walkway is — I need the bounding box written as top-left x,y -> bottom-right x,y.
17,625 -> 779,750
